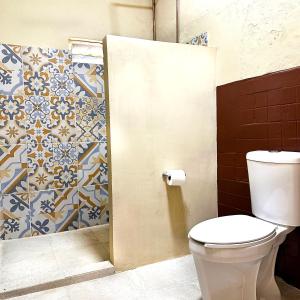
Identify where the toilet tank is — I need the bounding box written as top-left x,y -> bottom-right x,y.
246,151 -> 300,226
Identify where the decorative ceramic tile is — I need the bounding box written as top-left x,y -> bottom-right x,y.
23,71 -> 50,96
1,195 -> 30,239
0,44 -> 22,70
76,97 -> 102,142
22,46 -> 49,72
0,69 -> 23,96
27,119 -> 52,145
55,209 -> 79,232
27,141 -> 53,171
0,144 -> 28,194
2,193 -> 30,219
0,219 -> 4,240
54,188 -> 79,232
100,209 -> 109,224
3,215 -> 31,239
0,95 -> 27,145
31,213 -> 55,236
99,184 -> 109,224
49,72 -> 74,97
25,95 -> 51,125
98,98 -> 106,120
99,119 -> 107,143
53,188 -> 79,211
53,164 -> 77,188
30,190 -> 55,216
96,76 -> 105,98
28,167 -> 54,191
77,142 -> 100,186
53,142 -> 77,166
100,161 -> 108,185
50,96 -> 76,143
79,185 -> 108,227
73,62 -> 96,75
74,74 -> 97,97
187,32 -> 208,46
78,142 -> 102,165
95,64 -> 104,78
48,48 -> 72,74
77,142 -> 106,186
0,42 -> 109,238
25,95 -> 52,144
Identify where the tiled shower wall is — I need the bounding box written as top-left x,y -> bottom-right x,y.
217,67 -> 300,288
0,44 -> 109,240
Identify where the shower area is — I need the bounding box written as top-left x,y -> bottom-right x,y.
0,41 -> 111,297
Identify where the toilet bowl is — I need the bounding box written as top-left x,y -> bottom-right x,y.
189,215 -> 294,300
189,151 -> 300,300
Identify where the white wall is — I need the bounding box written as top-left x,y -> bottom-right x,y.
156,0 -> 300,85
105,35 -> 217,270
0,0 -> 153,49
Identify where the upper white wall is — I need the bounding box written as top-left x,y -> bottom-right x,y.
0,0 -> 153,49
156,0 -> 300,85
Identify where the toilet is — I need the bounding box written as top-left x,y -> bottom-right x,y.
189,151 -> 300,300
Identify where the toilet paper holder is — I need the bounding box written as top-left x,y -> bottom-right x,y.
162,172 -> 172,180
162,170 -> 186,179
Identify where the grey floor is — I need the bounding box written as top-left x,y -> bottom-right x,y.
1,225 -> 109,294
11,255 -> 300,300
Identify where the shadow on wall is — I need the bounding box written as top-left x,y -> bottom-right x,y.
109,2 -> 152,36
165,183 -> 188,252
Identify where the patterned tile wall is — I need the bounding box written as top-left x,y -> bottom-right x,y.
0,44 -> 109,240
186,32 -> 208,46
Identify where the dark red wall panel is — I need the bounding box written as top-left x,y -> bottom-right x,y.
217,67 -> 300,289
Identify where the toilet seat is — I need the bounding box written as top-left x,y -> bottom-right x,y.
189,215 -> 277,249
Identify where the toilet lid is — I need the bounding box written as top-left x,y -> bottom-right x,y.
189,215 -> 277,245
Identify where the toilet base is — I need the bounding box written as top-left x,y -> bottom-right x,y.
192,254 -> 261,300
189,226 -> 293,300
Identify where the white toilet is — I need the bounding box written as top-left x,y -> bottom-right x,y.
189,151 -> 300,300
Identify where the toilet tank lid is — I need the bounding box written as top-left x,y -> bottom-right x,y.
188,215 -> 277,245
246,151 -> 300,164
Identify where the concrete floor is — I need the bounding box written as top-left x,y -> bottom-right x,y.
10,255 -> 300,300
0,225 -> 110,296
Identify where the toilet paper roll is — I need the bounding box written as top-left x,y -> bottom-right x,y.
165,170 -> 186,186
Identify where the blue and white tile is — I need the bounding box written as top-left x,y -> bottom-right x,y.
0,144 -> 28,194
0,95 -> 27,145
96,76 -> 105,98
49,72 -> 74,97
76,97 -> 102,142
52,142 -> 77,166
50,96 -> 76,143
74,74 -> 97,97
54,188 -> 79,232
53,164 -> 77,188
0,44 -> 22,70
25,95 -> 53,144
48,48 -> 73,74
79,184 -> 108,227
55,208 -> 79,232
30,190 -> 55,216
95,64 -> 104,77
0,69 -> 23,96
22,46 -> 49,72
28,166 -> 54,191
23,71 -> 50,96
73,62 -> 96,75
31,213 -> 56,236
3,215 -> 31,239
2,193 -> 30,219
